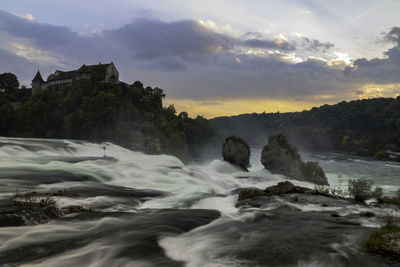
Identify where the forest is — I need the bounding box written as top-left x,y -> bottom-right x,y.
0,71 -> 221,160
211,97 -> 400,159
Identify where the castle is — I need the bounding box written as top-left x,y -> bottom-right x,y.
32,62 -> 119,94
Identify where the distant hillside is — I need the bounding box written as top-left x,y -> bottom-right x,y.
0,71 -> 221,160
211,97 -> 400,158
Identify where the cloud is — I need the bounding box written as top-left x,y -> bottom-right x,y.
9,11 -> 36,22
0,9 -> 399,107
384,27 -> 400,45
345,27 -> 400,83
108,19 -> 235,62
297,36 -> 335,52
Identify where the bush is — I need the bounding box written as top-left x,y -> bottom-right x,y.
364,223 -> 400,260
348,178 -> 374,201
300,161 -> 326,182
372,186 -> 383,200
375,149 -> 388,160
348,178 -> 383,202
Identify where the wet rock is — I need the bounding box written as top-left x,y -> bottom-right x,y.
238,182 -> 316,201
380,196 -> 400,206
364,224 -> 400,261
61,205 -> 88,214
261,135 -> 328,185
264,181 -> 315,195
0,199 -> 62,227
360,212 -> 375,218
238,188 -> 266,201
222,136 -> 250,170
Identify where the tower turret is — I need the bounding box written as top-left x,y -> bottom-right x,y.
32,70 -> 44,94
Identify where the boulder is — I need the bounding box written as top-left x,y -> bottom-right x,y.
264,181 -> 314,195
261,135 -> 328,185
222,136 -> 250,170
237,181 -> 315,201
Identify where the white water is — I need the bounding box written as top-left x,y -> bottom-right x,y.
0,137 -> 399,266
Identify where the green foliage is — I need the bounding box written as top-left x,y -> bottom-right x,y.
14,189 -> 56,207
224,135 -> 250,151
0,73 -> 221,160
373,186 -> 384,200
330,178 -> 347,198
39,197 -> 56,207
212,97 -> 400,158
347,178 -> 382,202
314,185 -> 330,196
272,134 -> 300,160
364,223 -> 400,260
238,189 -> 265,201
375,149 -> 388,160
0,73 -> 19,93
300,161 -> 326,181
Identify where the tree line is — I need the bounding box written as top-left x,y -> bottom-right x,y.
211,97 -> 400,159
0,71 -> 222,160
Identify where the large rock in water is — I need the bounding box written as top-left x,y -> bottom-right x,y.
261,135 -> 328,185
222,136 -> 250,170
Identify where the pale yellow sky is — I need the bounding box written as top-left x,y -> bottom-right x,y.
166,83 -> 400,118
166,98 -> 325,118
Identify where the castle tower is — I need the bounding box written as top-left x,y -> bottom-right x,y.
32,70 -> 44,94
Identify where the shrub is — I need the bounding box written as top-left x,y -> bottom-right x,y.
330,178 -> 347,198
364,223 -> 400,260
375,149 -> 388,160
39,197 -> 56,207
372,186 -> 383,200
300,161 -> 327,183
348,178 -> 374,202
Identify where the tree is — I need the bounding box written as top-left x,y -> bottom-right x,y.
0,73 -> 19,93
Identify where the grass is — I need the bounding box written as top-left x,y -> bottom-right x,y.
364,223 -> 400,260
13,188 -> 57,207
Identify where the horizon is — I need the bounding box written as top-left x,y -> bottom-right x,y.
1,1 -> 400,118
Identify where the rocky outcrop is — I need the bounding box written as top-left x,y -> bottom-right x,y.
222,136 -> 250,170
264,181 -> 314,195
238,181 -> 317,201
261,135 -> 328,185
0,199 -> 62,227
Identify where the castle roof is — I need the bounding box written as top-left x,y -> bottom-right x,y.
48,70 -> 77,82
47,62 -> 114,82
78,63 -> 112,72
32,71 -> 44,83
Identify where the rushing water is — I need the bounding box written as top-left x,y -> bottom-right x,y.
0,137 -> 399,266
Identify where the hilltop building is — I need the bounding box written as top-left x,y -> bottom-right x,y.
32,62 -> 119,94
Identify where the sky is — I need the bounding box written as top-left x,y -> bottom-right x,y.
1,0 -> 400,118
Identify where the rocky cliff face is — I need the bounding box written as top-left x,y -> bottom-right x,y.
222,136 -> 250,170
261,135 -> 328,185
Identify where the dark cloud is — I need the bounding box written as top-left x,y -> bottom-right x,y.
241,33 -> 334,53
242,38 -> 296,51
0,9 -> 398,102
384,27 -> 400,45
298,37 -> 335,52
108,19 -> 235,60
345,27 -> 400,83
0,9 -> 79,49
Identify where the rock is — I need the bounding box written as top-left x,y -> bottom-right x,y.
264,181 -> 315,195
238,188 -> 265,201
0,200 -> 62,227
360,212 -> 375,218
61,205 -> 88,214
261,135 -> 328,185
222,136 -> 250,170
238,181 -> 316,201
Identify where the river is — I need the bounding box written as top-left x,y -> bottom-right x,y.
0,137 -> 399,266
